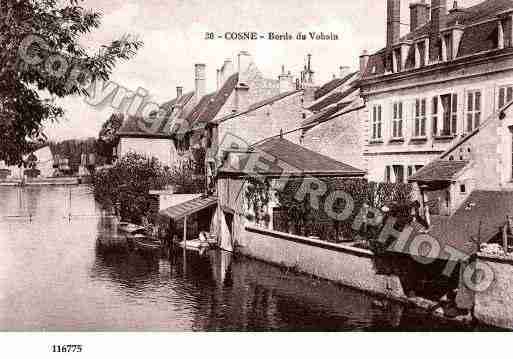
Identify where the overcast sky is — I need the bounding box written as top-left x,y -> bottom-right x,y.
45,0 -> 482,140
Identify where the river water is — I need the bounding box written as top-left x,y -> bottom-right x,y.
0,185 -> 480,331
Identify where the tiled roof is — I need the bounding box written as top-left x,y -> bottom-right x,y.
429,190 -> 513,255
391,191 -> 513,257
314,72 -> 358,100
409,160 -> 469,182
187,73 -> 239,131
211,89 -> 301,126
362,0 -> 513,78
161,92 -> 194,112
308,86 -> 358,112
219,137 -> 366,177
117,115 -> 172,138
302,101 -> 352,127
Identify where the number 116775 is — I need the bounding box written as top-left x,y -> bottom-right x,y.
51,345 -> 83,353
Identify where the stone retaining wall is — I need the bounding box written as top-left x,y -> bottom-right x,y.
238,225 -> 407,300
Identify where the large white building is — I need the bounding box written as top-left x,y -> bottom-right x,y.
359,0 -> 513,183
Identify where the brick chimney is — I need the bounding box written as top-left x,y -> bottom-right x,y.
194,63 -> 206,102
176,86 -> 183,99
387,0 -> 401,49
430,0 -> 447,61
410,0 -> 430,32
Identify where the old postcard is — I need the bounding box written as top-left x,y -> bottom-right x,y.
1,0 -> 512,355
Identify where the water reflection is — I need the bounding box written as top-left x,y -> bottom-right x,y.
0,186 -> 476,331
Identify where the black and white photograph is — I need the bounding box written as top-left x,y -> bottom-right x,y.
1,0 -> 513,352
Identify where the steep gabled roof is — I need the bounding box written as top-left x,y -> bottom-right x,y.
161,92 -> 194,112
211,89 -> 301,126
314,71 -> 358,100
308,86 -> 358,113
188,73 -> 239,131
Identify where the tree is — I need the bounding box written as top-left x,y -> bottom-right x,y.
0,0 -> 143,165
97,113 -> 124,163
90,152 -> 168,224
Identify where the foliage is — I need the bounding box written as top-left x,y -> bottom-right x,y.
244,176 -> 271,225
48,137 -> 98,173
0,0 -> 143,165
97,113 -> 124,163
275,179 -> 414,243
166,158 -> 206,194
90,152 -> 168,224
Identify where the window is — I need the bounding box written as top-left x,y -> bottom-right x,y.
372,105 -> 382,140
393,48 -> 402,72
499,85 -> 513,109
385,166 -> 391,183
460,184 -> 467,194
414,98 -> 427,138
393,165 -> 405,183
392,102 -> 403,139
407,166 -> 414,178
466,90 -> 481,133
436,94 -> 458,137
432,96 -> 439,136
443,34 -> 453,61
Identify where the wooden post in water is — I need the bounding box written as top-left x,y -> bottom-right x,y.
183,215 -> 187,274
503,217 -> 509,254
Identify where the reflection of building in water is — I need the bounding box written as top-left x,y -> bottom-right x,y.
189,254 -> 405,331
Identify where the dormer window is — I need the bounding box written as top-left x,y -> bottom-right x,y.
393,48 -> 402,72
414,40 -> 427,68
442,33 -> 453,61
498,14 -> 513,49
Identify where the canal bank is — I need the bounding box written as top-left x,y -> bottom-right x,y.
0,185 -> 487,331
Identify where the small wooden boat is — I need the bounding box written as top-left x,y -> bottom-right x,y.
118,222 -> 147,235
133,234 -> 161,254
96,234 -> 128,252
178,239 -> 210,252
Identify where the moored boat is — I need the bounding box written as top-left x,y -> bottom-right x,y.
133,234 -> 161,255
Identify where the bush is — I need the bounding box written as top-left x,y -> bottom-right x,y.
90,152 -> 168,224
274,178 -> 414,243
166,159 -> 206,194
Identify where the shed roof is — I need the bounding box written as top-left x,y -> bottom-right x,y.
409,160 -> 470,182
159,196 -> 218,221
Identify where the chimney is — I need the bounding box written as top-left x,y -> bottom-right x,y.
339,66 -> 351,79
386,0 -> 401,49
278,65 -> 294,93
237,51 -> 253,86
194,63 -> 206,101
430,0 -> 447,61
410,1 -> 430,32
222,58 -> 234,84
359,50 -> 370,74
176,86 -> 183,99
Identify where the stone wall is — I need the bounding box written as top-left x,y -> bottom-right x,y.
474,255 -> 513,329
218,92 -> 306,151
238,225 -> 407,300
302,108 -> 367,170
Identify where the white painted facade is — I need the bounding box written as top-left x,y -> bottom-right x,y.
363,60 -> 513,183
117,137 -> 176,167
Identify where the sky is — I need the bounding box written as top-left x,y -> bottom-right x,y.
44,0 -> 483,140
